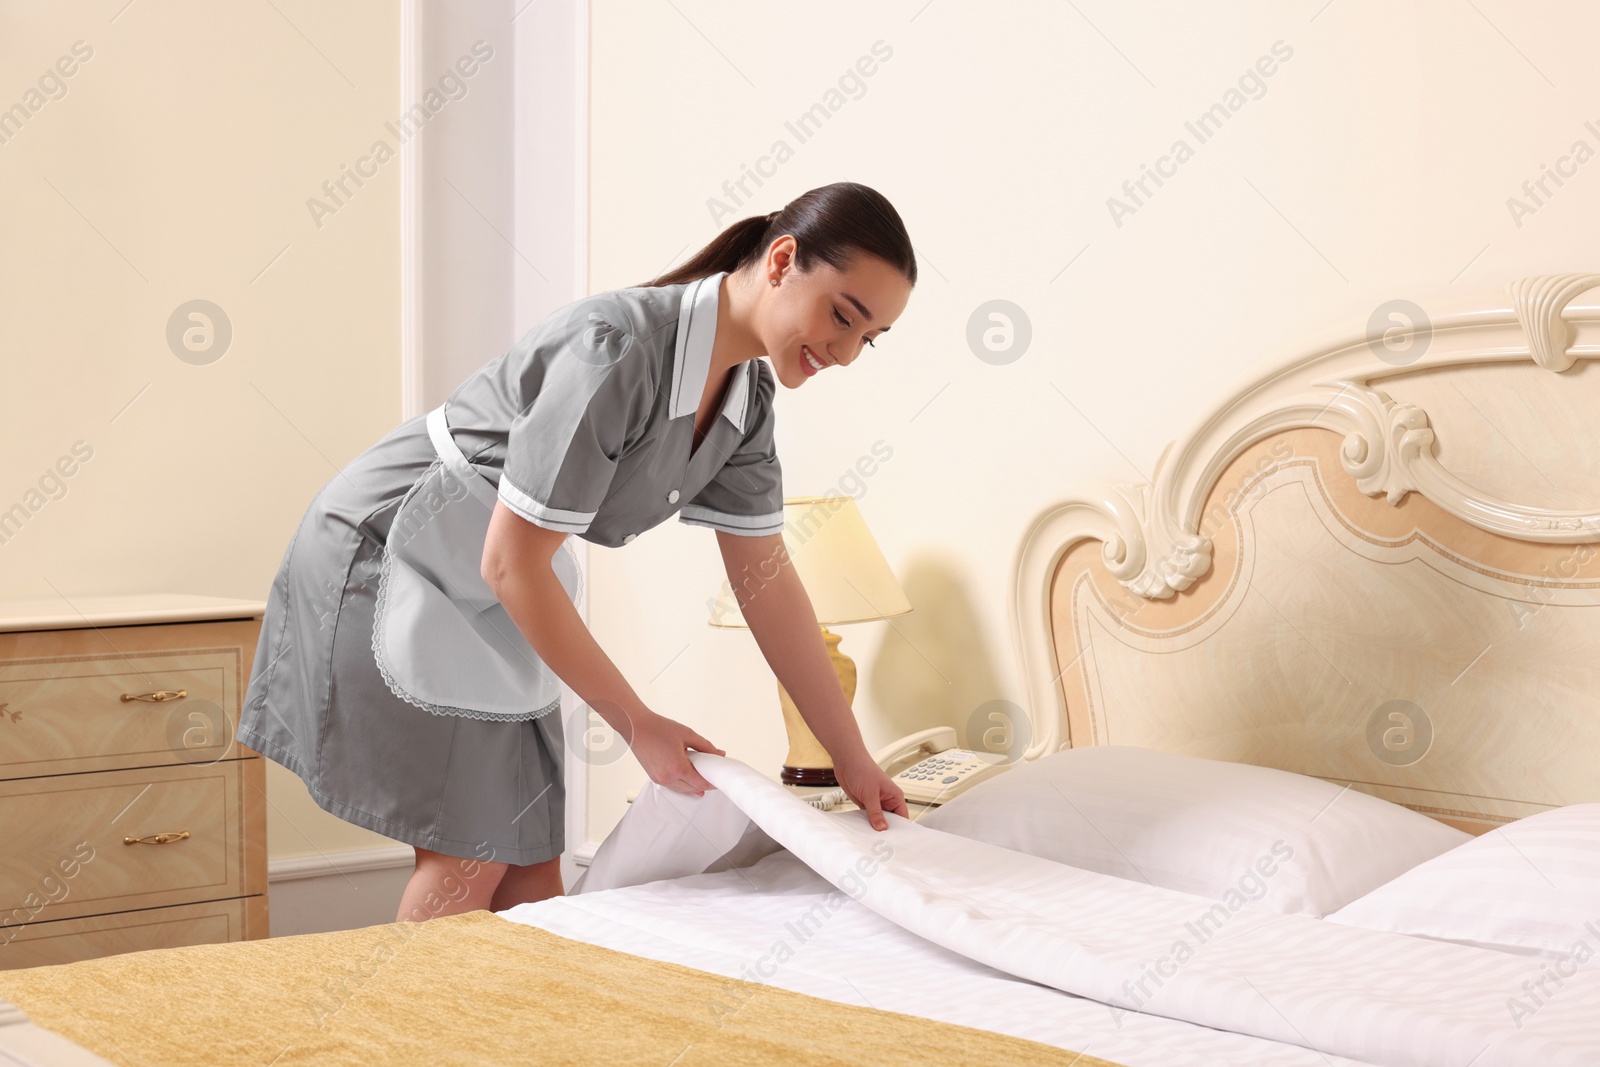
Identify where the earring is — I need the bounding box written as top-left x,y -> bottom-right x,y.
770,278 -> 779,286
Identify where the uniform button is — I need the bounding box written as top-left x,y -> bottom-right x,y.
623,533 -> 637,544
667,489 -> 680,504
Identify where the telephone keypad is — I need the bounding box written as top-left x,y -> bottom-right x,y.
892,747 -> 1007,804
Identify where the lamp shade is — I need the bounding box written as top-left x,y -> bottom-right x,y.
707,495 -> 911,628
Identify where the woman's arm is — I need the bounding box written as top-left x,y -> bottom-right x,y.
714,529 -> 908,829
482,500 -> 721,794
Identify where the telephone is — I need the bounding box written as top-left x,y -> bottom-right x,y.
871,726 -> 1008,806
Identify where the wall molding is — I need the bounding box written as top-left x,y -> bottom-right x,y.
269,842 -> 598,883
269,843 -> 416,883
266,841 -> 597,935
398,0 -> 425,422
393,0 -> 597,883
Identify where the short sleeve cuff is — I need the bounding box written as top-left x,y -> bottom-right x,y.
498,474 -> 594,533
678,504 -> 785,536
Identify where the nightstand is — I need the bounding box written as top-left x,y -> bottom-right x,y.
0,594 -> 269,968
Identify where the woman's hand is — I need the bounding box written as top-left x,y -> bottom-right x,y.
625,710 -> 724,797
832,749 -> 909,831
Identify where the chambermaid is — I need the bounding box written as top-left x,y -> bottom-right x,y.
236,270 -> 784,865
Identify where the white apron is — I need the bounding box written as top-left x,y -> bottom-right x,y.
370,403 -> 583,722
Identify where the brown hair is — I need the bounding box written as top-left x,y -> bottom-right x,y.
635,182 -> 916,289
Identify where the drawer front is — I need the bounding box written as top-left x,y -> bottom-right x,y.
0,648 -> 246,778
0,761 -> 261,927
0,895 -> 267,969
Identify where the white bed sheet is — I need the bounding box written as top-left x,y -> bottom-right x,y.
498,756 -> 1600,1066
506,847 -> 1385,1067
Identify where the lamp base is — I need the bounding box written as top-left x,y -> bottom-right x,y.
780,764 -> 839,787
777,626 -> 855,788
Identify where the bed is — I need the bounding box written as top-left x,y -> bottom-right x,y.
2,272 -> 1597,1066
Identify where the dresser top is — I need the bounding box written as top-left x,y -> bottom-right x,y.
0,594 -> 267,633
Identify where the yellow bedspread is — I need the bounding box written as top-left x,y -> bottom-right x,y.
0,910 -> 1122,1066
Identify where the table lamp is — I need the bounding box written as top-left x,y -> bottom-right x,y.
707,495 -> 912,786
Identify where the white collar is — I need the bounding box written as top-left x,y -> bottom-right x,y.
670,271 -> 751,434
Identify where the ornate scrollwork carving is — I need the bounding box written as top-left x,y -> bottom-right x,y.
1102,481 -> 1214,600
1325,383 -> 1600,539
1122,533 -> 1213,599
1508,273 -> 1600,372
1013,272 -> 1600,758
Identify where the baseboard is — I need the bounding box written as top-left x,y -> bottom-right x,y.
266,845 -> 416,936
269,844 -> 417,883
265,842 -> 600,936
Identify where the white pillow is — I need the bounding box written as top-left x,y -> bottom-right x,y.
916,745 -> 1469,917
1327,803 -> 1600,959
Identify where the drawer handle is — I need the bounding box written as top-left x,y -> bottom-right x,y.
120,690 -> 189,703
124,830 -> 191,845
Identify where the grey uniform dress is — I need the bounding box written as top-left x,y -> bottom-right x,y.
236,271 -> 785,864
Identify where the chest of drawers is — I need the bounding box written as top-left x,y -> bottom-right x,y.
0,595 -> 268,968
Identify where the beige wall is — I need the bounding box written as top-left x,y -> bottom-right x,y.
1,2 -> 403,857
6,0 -> 1596,866
580,0 -> 1600,843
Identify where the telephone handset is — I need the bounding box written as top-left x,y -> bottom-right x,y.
871,726 -> 1008,806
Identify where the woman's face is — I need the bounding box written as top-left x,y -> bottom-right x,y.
761,241 -> 912,389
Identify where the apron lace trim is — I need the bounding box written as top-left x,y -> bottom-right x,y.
370,524 -> 564,723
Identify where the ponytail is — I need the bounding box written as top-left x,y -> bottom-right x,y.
637,214 -> 776,289
635,182 -> 916,289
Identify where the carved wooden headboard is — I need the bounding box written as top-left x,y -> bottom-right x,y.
1011,274 -> 1600,834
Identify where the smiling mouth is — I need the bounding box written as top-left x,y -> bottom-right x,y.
803,345 -> 828,372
